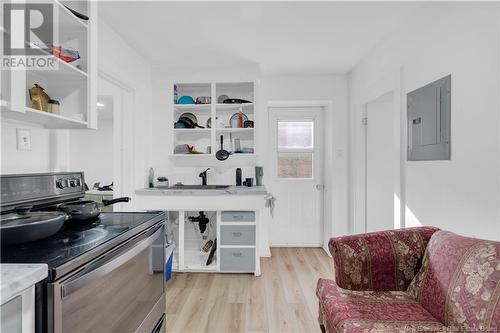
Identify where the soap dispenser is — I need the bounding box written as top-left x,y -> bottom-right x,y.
236,168 -> 242,186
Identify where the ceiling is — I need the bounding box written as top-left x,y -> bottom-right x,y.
99,1 -> 420,74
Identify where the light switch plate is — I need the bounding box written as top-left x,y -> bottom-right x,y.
16,128 -> 32,151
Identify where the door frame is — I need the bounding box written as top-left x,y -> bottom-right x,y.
267,100 -> 332,252
350,69 -> 405,234
98,70 -> 136,211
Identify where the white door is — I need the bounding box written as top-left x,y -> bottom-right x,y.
365,95 -> 394,232
268,106 -> 324,246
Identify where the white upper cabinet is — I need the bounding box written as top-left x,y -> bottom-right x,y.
1,0 -> 97,129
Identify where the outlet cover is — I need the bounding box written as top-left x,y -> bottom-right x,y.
16,128 -> 32,151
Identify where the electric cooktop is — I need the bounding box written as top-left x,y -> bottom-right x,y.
0,212 -> 164,280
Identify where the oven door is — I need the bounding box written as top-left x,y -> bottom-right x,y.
48,224 -> 165,333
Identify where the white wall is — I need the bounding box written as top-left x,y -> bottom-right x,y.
69,119 -> 113,187
348,2 -> 500,240
1,122 -> 52,174
96,17 -> 153,209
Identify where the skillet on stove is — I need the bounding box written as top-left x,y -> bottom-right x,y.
0,207 -> 68,245
58,197 -> 130,222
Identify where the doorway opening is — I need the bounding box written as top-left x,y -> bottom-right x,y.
69,74 -> 131,211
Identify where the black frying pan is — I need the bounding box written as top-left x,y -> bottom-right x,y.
59,197 -> 130,222
216,135 -> 230,161
0,208 -> 68,245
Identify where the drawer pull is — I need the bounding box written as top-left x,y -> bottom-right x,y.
232,232 -> 242,237
232,252 -> 242,257
232,215 -> 243,220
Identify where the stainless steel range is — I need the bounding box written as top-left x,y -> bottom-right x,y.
0,173 -> 166,333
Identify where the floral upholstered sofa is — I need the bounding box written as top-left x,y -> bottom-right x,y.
316,227 -> 500,333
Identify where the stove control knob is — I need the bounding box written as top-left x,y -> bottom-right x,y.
75,179 -> 81,187
56,179 -> 68,189
69,179 -> 76,187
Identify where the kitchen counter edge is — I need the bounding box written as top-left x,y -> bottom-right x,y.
1,264 -> 48,304
135,185 -> 268,196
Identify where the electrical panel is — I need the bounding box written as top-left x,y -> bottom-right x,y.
407,75 -> 451,161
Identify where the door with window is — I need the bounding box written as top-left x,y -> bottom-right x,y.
268,106 -> 324,246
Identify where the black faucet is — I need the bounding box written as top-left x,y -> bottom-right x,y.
199,168 -> 210,186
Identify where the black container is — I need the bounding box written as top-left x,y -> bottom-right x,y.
243,178 -> 253,187
236,168 -> 242,186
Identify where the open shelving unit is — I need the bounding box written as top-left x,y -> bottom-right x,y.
171,82 -> 256,160
1,0 -> 97,129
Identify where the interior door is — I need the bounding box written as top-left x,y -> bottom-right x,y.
365,97 -> 394,232
268,106 -> 324,246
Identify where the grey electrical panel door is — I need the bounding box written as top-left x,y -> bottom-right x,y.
407,75 -> 451,161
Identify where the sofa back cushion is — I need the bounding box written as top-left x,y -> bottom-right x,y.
329,227 -> 439,291
407,231 -> 500,330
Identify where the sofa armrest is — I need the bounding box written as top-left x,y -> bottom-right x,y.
329,227 -> 439,291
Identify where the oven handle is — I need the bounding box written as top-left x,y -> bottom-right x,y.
60,225 -> 163,298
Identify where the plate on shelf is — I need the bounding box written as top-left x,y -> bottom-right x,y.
229,113 -> 248,128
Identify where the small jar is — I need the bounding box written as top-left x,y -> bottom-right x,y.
48,99 -> 60,114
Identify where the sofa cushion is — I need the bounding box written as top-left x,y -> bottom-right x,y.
329,227 -> 439,291
407,231 -> 500,330
317,278 -> 444,333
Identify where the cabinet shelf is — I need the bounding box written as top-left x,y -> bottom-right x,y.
174,104 -> 211,112
169,154 -> 215,158
2,107 -> 88,129
216,128 -> 254,132
55,0 -> 89,30
173,128 -> 211,133
215,103 -> 254,110
28,54 -> 88,81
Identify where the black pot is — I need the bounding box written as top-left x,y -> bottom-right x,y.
59,197 -> 130,222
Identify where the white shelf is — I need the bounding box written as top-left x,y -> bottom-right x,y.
174,104 -> 211,111
183,262 -> 217,271
2,107 -> 88,129
28,52 -> 88,79
173,128 -> 211,134
215,103 -> 254,110
216,128 -> 254,132
169,154 -> 215,157
55,0 -> 89,30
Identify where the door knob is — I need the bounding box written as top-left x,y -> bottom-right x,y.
316,184 -> 325,190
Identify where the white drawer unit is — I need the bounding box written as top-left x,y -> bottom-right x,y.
148,208 -> 262,276
220,225 -> 256,246
220,248 -> 256,272
221,211 -> 255,222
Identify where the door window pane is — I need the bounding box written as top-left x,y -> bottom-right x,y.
278,152 -> 313,179
278,121 -> 313,149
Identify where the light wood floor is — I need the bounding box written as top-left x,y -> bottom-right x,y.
165,247 -> 333,333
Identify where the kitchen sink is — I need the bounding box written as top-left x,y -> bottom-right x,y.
168,185 -> 231,190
